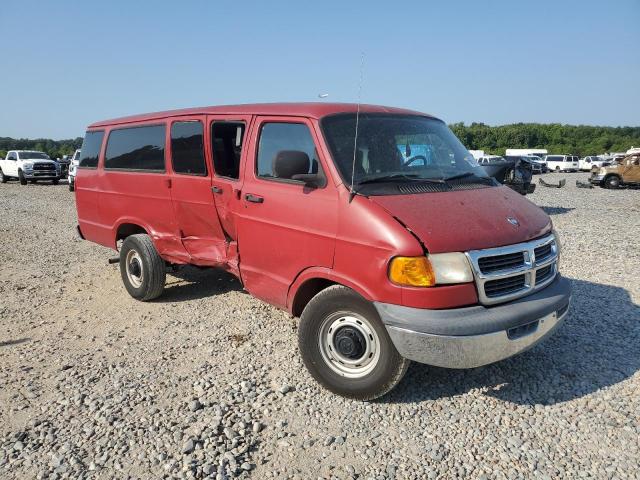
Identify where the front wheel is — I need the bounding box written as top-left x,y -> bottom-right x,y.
119,234 -> 166,301
298,285 -> 410,400
0,168 -> 6,183
604,175 -> 621,189
18,170 -> 27,185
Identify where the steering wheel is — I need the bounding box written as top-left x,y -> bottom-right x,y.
402,155 -> 427,167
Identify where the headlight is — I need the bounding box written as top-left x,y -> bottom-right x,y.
389,253 -> 473,287
22,162 -> 34,169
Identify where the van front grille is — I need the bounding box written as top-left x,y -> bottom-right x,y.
478,252 -> 525,274
534,243 -> 553,262
485,274 -> 527,298
466,235 -> 559,305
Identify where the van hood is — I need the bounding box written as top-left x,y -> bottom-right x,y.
368,186 -> 551,253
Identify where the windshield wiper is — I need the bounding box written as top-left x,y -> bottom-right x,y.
357,174 -> 444,185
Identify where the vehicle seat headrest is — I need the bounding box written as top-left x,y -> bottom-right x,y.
272,150 -> 310,179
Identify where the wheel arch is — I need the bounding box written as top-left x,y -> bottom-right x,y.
115,222 -> 149,244
287,267 -> 376,317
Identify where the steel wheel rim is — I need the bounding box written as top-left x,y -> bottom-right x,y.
318,313 -> 380,378
125,249 -> 143,288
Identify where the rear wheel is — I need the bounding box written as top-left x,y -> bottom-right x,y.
119,234 -> 166,301
68,177 -> 74,192
18,170 -> 27,185
298,285 -> 410,400
555,166 -> 560,172
604,175 -> 621,189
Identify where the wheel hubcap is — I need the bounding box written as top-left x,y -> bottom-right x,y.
125,250 -> 143,288
319,314 -> 380,378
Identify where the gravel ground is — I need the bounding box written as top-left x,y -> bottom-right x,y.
0,172 -> 639,480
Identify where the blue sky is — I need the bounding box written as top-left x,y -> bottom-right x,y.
1,0 -> 638,139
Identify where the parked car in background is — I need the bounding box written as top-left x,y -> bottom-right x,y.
505,148 -> 548,158
74,103 -> 570,400
544,155 -> 579,172
0,150 -> 61,185
579,156 -> 608,171
479,156 -> 535,194
590,153 -> 640,188
505,155 -> 547,174
57,154 -> 71,179
527,155 -> 549,173
68,149 -> 81,191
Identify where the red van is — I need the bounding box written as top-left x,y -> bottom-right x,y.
75,103 -> 571,399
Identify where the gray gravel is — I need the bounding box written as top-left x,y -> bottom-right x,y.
0,173 -> 639,479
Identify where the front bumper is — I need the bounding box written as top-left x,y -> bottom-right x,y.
375,276 -> 571,369
24,171 -> 60,179
590,174 -> 604,184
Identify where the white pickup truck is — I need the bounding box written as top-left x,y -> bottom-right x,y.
0,150 -> 61,185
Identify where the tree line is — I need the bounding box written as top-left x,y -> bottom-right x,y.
449,123 -> 640,157
1,122 -> 639,160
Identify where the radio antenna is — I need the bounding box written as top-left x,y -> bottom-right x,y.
349,52 -> 365,203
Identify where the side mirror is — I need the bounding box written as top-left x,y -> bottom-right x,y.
292,172 -> 327,188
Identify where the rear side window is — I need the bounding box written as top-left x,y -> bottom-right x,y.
78,131 -> 105,168
211,122 -> 245,179
256,123 -> 320,179
105,125 -> 166,171
171,121 -> 206,175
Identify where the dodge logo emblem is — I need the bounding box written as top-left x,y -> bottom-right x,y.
507,216 -> 520,226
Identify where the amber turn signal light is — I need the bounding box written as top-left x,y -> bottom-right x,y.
388,256 -> 436,287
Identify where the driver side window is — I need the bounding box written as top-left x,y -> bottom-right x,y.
7,152 -> 17,161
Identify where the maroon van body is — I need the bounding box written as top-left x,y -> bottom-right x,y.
75,103 -> 571,399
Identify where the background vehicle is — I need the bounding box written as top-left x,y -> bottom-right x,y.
57,154 -> 71,178
505,155 -> 547,174
0,150 -> 61,185
481,155 -> 534,194
67,149 -> 81,191
505,148 -> 548,157
545,155 -> 579,172
590,153 -> 640,188
579,156 -> 608,171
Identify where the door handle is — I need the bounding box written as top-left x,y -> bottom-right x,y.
211,186 -> 222,194
245,194 -> 264,204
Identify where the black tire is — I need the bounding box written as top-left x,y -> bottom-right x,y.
52,179 -> 59,185
18,170 -> 27,185
298,285 -> 410,400
555,166 -> 560,172
604,175 -> 621,189
68,179 -> 74,192
0,168 -> 6,183
119,234 -> 166,301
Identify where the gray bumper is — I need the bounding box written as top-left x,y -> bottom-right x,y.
375,276 -> 571,369
24,172 -> 59,179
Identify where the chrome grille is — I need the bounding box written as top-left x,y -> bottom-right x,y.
33,163 -> 55,171
478,252 -> 525,274
466,234 -> 558,305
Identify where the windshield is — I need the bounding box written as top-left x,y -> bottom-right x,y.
321,114 -> 487,188
18,151 -> 50,160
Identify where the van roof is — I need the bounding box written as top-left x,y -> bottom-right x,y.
88,102 -> 434,128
